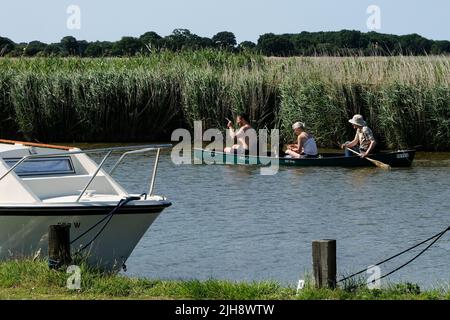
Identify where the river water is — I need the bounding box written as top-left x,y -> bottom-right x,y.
94,148 -> 450,289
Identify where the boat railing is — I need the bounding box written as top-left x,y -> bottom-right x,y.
0,144 -> 172,202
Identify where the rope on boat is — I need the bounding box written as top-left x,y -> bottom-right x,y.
338,225 -> 450,287
70,194 -> 144,255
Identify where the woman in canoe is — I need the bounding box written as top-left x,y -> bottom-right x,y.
285,122 -> 318,158
341,114 -> 376,158
224,113 -> 258,155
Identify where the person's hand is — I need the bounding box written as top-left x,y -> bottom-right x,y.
360,152 -> 368,158
341,143 -> 347,149
227,121 -> 233,129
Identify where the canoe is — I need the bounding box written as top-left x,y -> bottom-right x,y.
194,148 -> 416,167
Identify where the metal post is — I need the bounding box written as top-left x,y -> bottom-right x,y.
76,151 -> 112,202
109,148 -> 156,176
148,148 -> 161,196
0,156 -> 30,181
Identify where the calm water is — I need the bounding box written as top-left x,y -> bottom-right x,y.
95,149 -> 450,289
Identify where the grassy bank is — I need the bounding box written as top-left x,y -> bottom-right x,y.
0,51 -> 449,150
0,260 -> 449,300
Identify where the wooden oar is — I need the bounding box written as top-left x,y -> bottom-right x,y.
346,147 -> 391,170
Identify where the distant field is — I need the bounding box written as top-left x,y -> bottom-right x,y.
0,51 -> 449,150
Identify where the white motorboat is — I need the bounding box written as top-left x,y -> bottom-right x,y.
0,140 -> 172,271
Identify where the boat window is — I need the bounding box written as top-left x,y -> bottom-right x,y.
4,157 -> 75,176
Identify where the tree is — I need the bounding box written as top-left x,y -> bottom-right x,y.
43,43 -> 63,56
238,41 -> 256,51
60,36 -> 79,55
336,30 -> 367,49
257,33 -> 295,56
139,31 -> 162,52
24,41 -> 47,56
431,41 -> 450,55
212,31 -> 237,49
84,41 -> 114,57
163,29 -> 196,51
0,36 -> 15,56
84,42 -> 103,57
77,40 -> 89,56
113,37 -> 142,56
191,36 -> 214,49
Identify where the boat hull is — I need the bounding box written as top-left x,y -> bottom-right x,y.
194,148 -> 416,167
0,202 -> 171,271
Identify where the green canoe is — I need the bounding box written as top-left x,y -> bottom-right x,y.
193,148 -> 416,167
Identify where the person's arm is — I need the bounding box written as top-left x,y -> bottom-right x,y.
360,127 -> 376,158
293,134 -> 305,153
361,140 -> 376,158
227,121 -> 236,139
229,126 -> 246,140
341,134 -> 358,149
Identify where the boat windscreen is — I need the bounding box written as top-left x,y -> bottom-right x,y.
4,157 -> 75,176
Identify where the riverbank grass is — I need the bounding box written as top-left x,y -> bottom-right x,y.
0,260 -> 448,300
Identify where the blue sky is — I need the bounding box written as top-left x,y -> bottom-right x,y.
1,0 -> 449,43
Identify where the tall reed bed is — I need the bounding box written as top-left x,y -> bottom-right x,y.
276,56 -> 450,150
0,52 -> 448,150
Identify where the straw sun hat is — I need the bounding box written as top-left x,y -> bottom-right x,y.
348,114 -> 366,127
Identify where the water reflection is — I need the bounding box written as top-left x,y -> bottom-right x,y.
346,168 -> 383,188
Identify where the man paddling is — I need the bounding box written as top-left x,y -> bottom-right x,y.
341,114 -> 376,158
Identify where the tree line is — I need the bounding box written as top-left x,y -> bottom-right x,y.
1,29 -> 449,57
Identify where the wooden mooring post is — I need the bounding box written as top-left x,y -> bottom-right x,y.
48,224 -> 72,269
312,239 -> 336,289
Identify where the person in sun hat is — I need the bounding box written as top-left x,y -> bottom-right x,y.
341,114 -> 376,158
285,121 -> 318,158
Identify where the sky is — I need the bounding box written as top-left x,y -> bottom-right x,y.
0,0 -> 449,44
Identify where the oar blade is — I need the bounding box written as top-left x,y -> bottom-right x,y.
370,158 -> 391,170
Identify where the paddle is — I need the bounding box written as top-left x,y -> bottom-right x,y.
346,147 -> 391,170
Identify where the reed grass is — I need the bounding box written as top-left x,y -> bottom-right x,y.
0,52 -> 448,150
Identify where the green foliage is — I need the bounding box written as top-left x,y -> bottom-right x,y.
60,36 -> 79,56
24,41 -> 48,57
3,29 -> 449,58
0,37 -> 15,56
113,37 -> 142,56
258,33 -> 295,56
212,31 -> 237,49
279,79 -> 347,146
258,30 -> 449,56
0,54 -> 449,150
